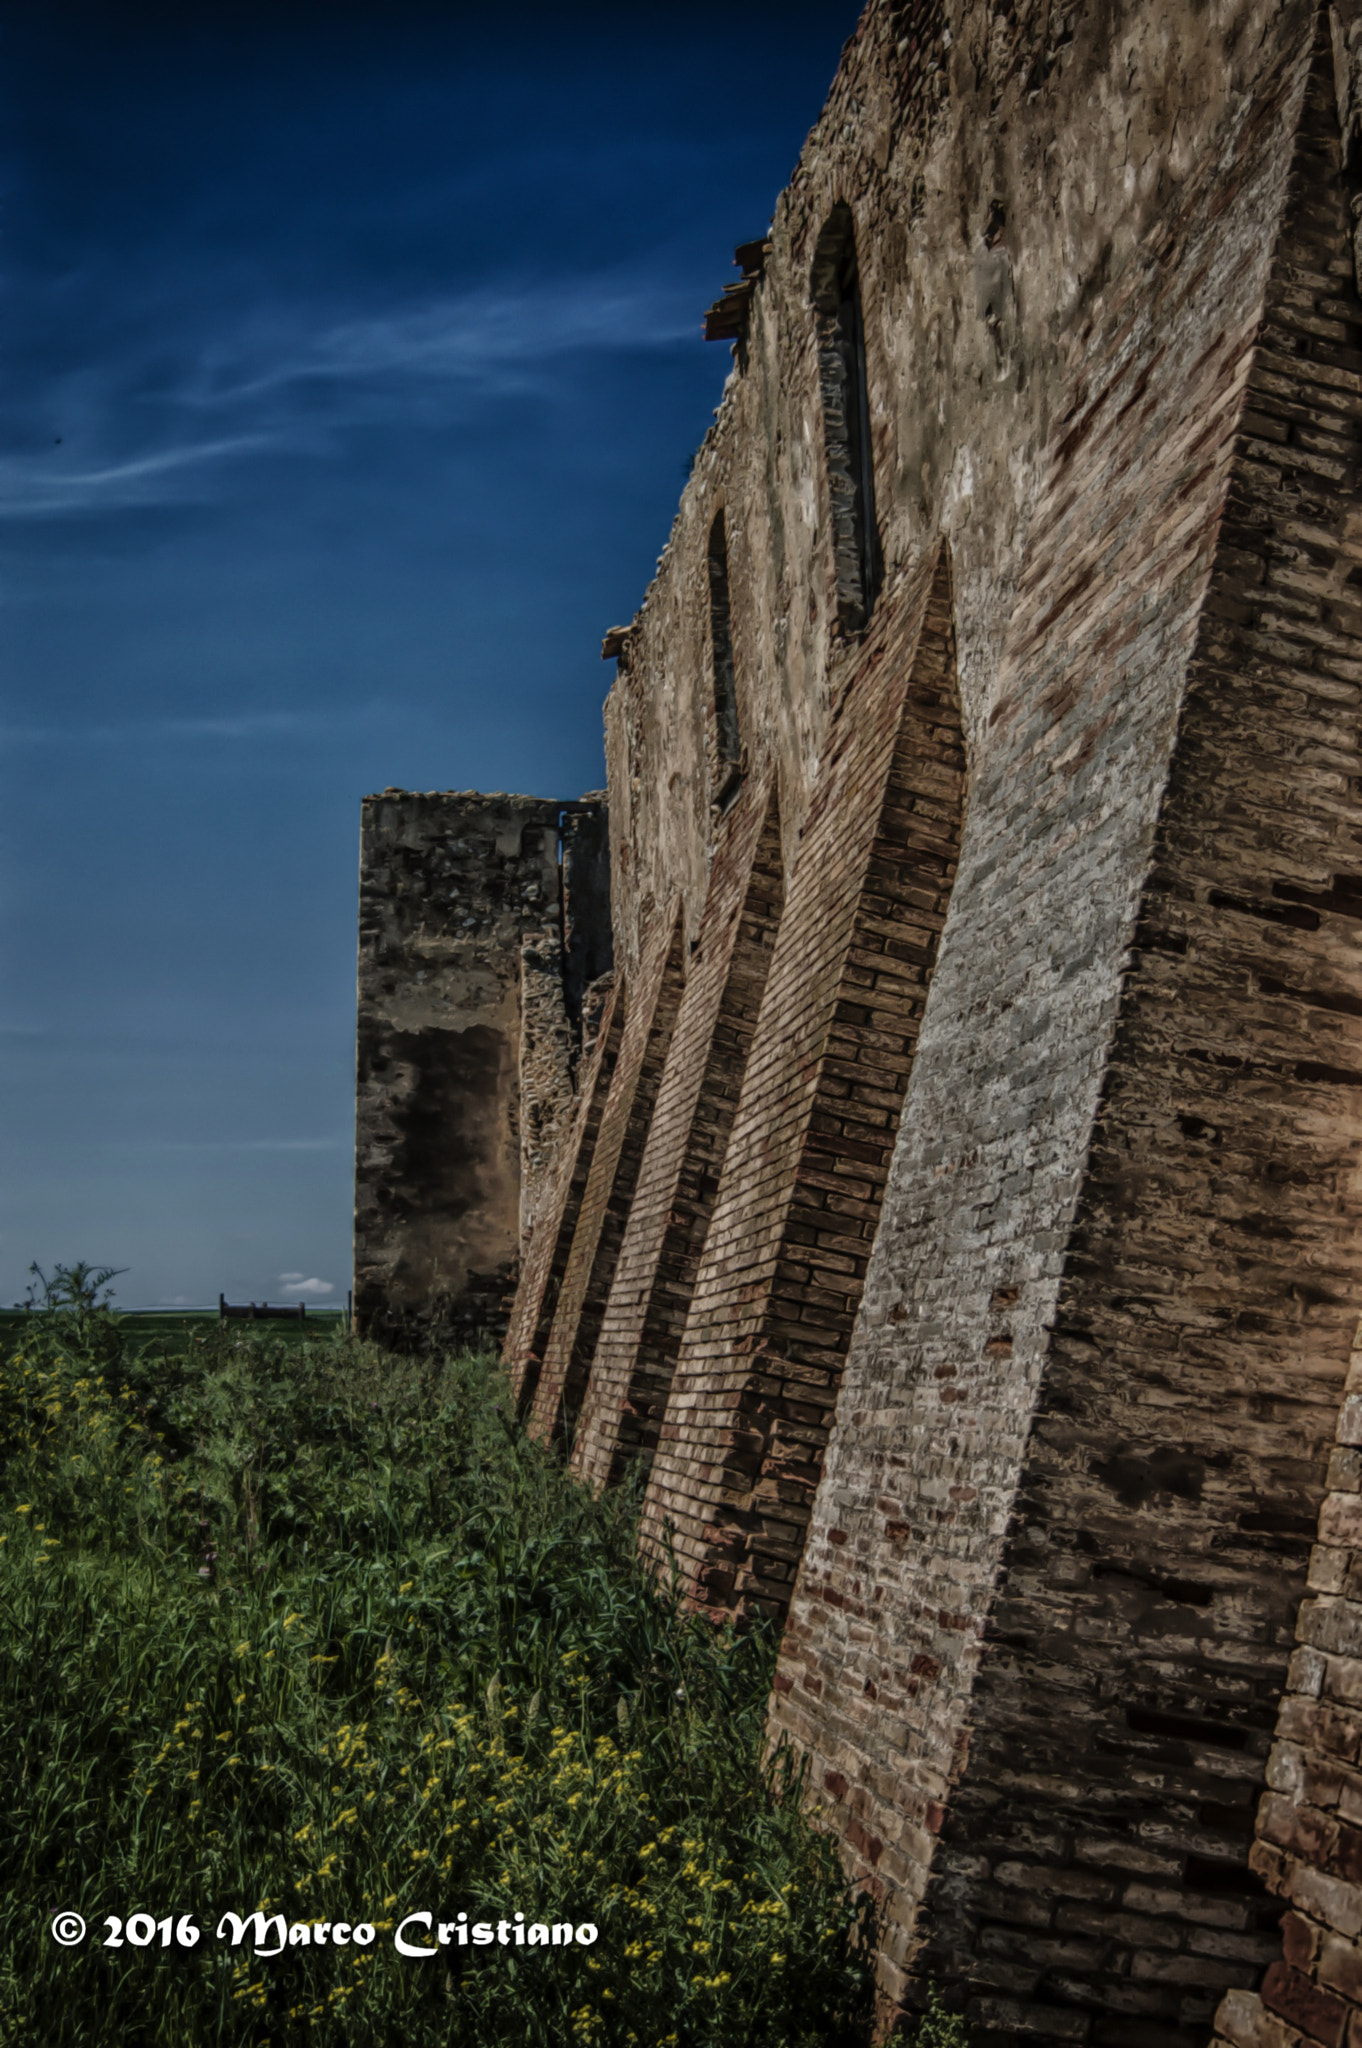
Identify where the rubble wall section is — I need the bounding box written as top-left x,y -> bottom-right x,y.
354,791 -> 561,1346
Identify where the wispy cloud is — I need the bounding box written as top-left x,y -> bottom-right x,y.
0,267 -> 695,524
190,274 -> 694,407
222,1140 -> 348,1153
118,1137 -> 350,1154
0,432 -> 279,521
0,706 -> 383,749
279,1275 -> 334,1297
44,435 -> 275,489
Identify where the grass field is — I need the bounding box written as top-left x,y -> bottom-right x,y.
0,1308 -> 349,1358
0,1293 -> 962,2046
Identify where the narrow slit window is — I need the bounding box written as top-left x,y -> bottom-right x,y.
812,205 -> 882,634
707,511 -> 743,807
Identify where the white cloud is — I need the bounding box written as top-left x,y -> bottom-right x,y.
0,266 -> 694,524
0,706 -> 383,752
220,1139 -> 348,1153
49,435 -> 274,488
0,432 -> 278,521
92,1136 -> 350,1153
278,1272 -> 305,1282
280,1277 -> 335,1297
191,273 -> 694,409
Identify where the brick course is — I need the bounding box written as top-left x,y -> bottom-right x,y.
570,784 -> 784,1493
1212,1354 -> 1362,2031
636,544 -> 964,1620
506,977 -> 623,1416
525,917 -> 686,1447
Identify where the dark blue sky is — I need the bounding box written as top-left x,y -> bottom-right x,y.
0,1 -> 858,1309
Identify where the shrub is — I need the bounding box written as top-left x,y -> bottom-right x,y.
0,1311 -> 879,2046
907,1994 -> 968,2045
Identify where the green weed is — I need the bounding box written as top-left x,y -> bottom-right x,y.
906,1995 -> 968,2045
0,1305 -> 881,2046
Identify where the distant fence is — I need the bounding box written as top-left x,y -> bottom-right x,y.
0,1298 -> 351,1330
219,1296 -> 309,1323
219,1296 -> 353,1326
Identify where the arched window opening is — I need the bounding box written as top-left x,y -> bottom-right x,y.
707,511 -> 743,809
811,205 -> 882,635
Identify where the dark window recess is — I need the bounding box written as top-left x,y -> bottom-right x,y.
1125,1707 -> 1250,1751
811,204 -> 882,635
1183,1853 -> 1270,1898
707,511 -> 743,809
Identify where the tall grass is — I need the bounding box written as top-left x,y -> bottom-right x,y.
0,1301 -> 924,2046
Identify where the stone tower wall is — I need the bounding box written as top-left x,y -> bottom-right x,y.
354,790 -> 608,1347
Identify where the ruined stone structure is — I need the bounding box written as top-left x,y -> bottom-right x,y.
353,790 -> 609,1348
355,0 -> 1362,2038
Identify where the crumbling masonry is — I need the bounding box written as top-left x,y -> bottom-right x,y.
353,791 -> 611,1349
354,2 -> 1362,2039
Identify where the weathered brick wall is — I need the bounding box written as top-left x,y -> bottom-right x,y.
1214,1324 -> 1362,2048
764,67 -> 1304,2009
523,918 -> 686,1446
355,791 -> 608,1347
506,977 -> 622,1414
570,782 -> 784,1495
488,0 -> 1362,2032
601,0 -> 1300,991
936,50 -> 1362,2041
635,545 -> 963,1619
519,799 -> 613,1246
770,19 -> 1362,2040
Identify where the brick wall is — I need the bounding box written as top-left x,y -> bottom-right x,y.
928,46 -> 1362,2041
485,0 -> 1362,2030
505,977 -> 622,1415
524,918 -> 687,1446
570,784 -> 784,1493
770,21 -> 1362,2041
635,544 -> 964,1620
1214,1324 -> 1362,2048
